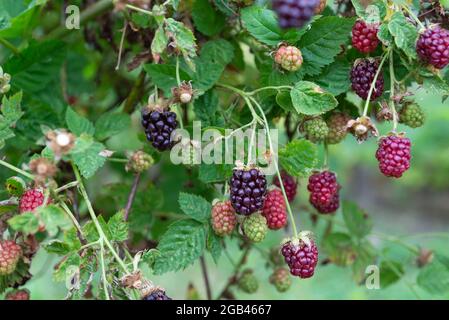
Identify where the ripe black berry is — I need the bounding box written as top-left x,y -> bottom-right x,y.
142,288 -> 172,300
230,167 -> 267,215
307,170 -> 339,208
416,26 -> 449,69
273,0 -> 320,29
141,109 -> 178,151
350,58 -> 384,100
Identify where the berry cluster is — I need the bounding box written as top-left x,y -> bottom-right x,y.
262,188 -> 287,230
0,240 -> 22,275
351,20 -> 380,54
19,189 -> 51,213
211,200 -> 237,236
274,45 -> 303,72
302,117 -> 329,143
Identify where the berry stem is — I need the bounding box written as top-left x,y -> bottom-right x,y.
247,86 -> 293,96
115,20 -> 128,71
107,157 -> 129,163
175,57 -> 182,86
124,173 -> 141,221
362,51 -> 390,117
199,256 -> 212,300
323,142 -> 329,169
0,37 -> 20,55
54,181 -> 79,193
389,49 -> 398,132
0,159 -> 35,180
249,96 -> 299,237
99,239 -> 110,300
72,163 -> 130,274
59,201 -> 85,239
125,4 -> 154,15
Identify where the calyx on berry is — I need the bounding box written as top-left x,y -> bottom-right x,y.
172,81 -> 194,104
346,116 -> 379,143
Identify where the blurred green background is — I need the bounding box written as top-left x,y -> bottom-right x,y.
4,88 -> 447,300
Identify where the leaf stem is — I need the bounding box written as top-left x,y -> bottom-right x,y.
0,37 -> 20,55
389,50 -> 398,132
125,4 -> 154,16
99,239 -> 110,300
402,5 -> 426,31
72,163 -> 130,274
249,96 -> 299,236
0,159 -> 35,180
247,86 -> 293,96
199,256 -> 212,300
362,51 -> 390,117
55,181 -> 79,193
59,201 -> 86,240
124,173 -> 141,221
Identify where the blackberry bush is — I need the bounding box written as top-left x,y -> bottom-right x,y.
0,0 -> 446,301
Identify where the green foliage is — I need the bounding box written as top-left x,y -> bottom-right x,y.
279,139 -> 318,177
178,192 -> 211,223
290,81 -> 338,115
388,12 -> 418,59
192,0 -> 225,36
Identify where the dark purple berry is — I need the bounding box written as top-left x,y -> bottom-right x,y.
230,168 -> 267,215
273,171 -> 298,202
143,288 -> 172,300
416,26 -> 449,69
350,58 -> 384,101
141,109 -> 178,151
273,0 -> 320,29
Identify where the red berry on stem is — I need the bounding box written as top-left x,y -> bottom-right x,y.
416,26 -> 449,69
0,240 -> 22,275
351,20 -> 380,53
273,171 -> 298,202
262,189 -> 287,230
375,135 -> 411,178
19,189 -> 51,213
211,200 -> 237,236
307,171 -> 339,207
281,237 -> 318,278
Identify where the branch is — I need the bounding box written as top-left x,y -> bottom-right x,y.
124,173 -> 141,221
124,70 -> 146,114
216,245 -> 251,300
200,256 -> 212,300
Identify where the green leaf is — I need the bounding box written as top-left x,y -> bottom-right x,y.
388,12 -> 418,59
198,163 -> 232,183
44,240 -> 73,255
38,204 -> 72,237
377,23 -> 393,46
240,6 -> 304,46
351,0 -> 386,23
0,1 -> 41,39
290,81 -> 338,115
94,112 -> 131,141
1,91 -> 23,123
7,212 -> 40,234
178,192 -> 211,223
4,40 -> 66,95
53,253 -> 81,282
71,135 -> 106,179
417,253 -> 449,294
164,18 -> 197,69
193,39 -> 234,91
193,90 -> 224,127
108,210 -> 128,242
352,241 -> 376,284
298,16 -> 354,76
322,232 -> 356,266
342,201 -> 372,239
278,139 -> 318,177
312,59 -> 351,96
380,260 -> 404,288
66,107 -> 95,136
207,229 -> 222,263
153,219 -> 207,274
275,91 -> 295,112
151,25 -> 168,56
192,0 -> 225,36
143,64 -> 192,94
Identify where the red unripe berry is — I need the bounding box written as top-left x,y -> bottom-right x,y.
262,189 -> 287,230
351,20 -> 380,54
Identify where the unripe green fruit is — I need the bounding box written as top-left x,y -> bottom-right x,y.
399,103 -> 425,128
238,269 -> 259,294
302,117 -> 329,143
243,213 -> 268,243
